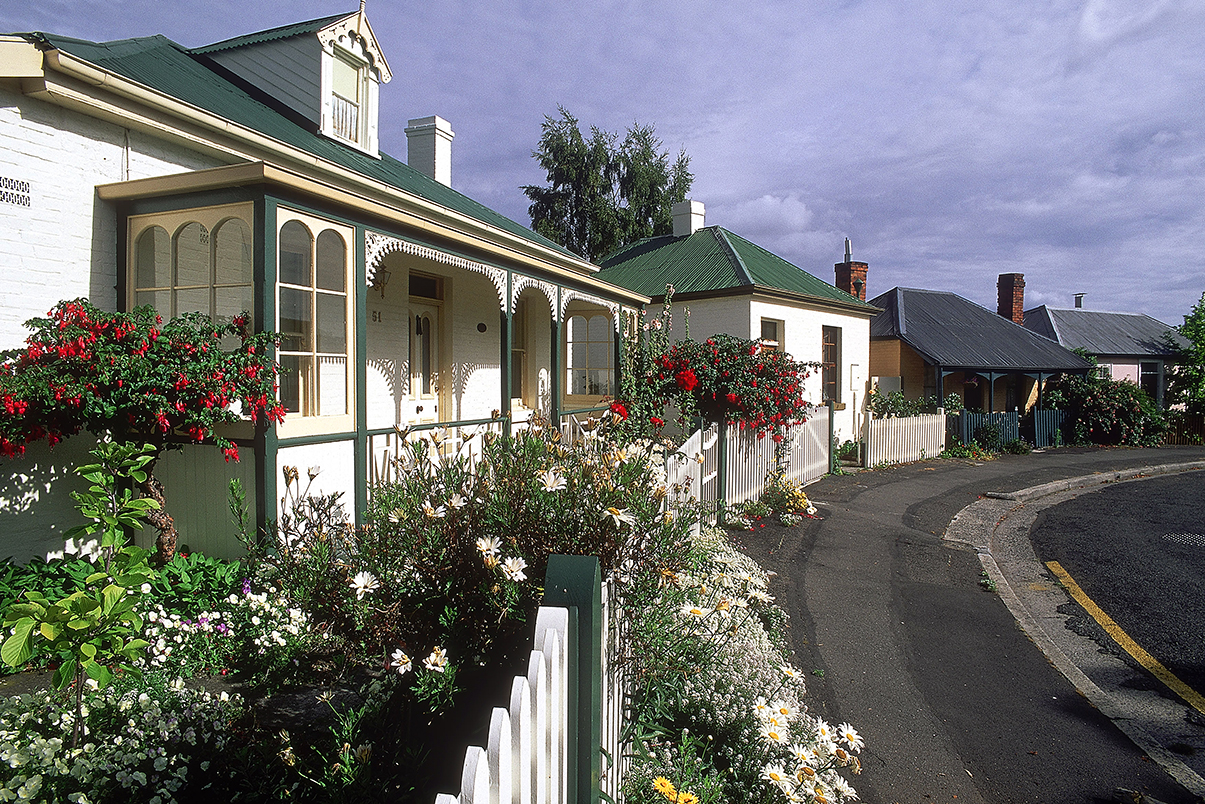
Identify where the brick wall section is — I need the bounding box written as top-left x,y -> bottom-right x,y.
997,273 -> 1025,324
834,260 -> 869,301
0,87 -> 224,349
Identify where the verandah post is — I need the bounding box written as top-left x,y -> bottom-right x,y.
543,555 -> 602,804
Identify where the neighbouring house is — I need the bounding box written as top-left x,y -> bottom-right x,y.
0,10 -> 646,561
594,201 -> 879,441
868,274 -> 1092,413
1024,295 -> 1185,408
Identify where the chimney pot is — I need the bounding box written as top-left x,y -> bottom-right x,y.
996,273 -> 1025,324
405,115 -> 454,186
672,200 -> 705,237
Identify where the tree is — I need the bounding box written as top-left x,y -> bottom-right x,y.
0,299 -> 285,562
522,107 -> 693,262
1166,290 -> 1205,414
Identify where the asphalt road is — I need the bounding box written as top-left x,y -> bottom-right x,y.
1030,472 -> 1205,699
734,447 -> 1205,804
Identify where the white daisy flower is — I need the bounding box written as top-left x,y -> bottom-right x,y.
603,507 -> 635,527
424,646 -> 448,673
539,467 -> 567,492
476,536 -> 501,557
349,571 -> 379,600
422,500 -> 446,519
448,493 -> 467,510
501,556 -> 528,582
838,722 -> 864,752
391,649 -> 412,675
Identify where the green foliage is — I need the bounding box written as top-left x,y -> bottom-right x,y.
1001,438 -> 1033,455
972,422 -> 1002,451
940,441 -> 993,461
148,550 -> 243,615
522,107 -> 692,262
1,440 -> 160,747
866,388 -> 961,418
1166,290 -> 1205,414
1046,372 -> 1167,446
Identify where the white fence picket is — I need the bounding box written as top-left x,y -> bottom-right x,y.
863,410 -> 945,466
435,607 -> 569,804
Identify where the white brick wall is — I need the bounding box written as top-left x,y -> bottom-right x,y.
451,270 -> 504,421
0,87 -> 224,349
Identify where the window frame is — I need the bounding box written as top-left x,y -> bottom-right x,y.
127,202 -> 255,326
274,209 -> 355,439
822,325 -> 842,404
563,306 -> 615,406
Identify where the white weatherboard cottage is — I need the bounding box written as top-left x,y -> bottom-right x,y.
0,10 -> 645,560
595,202 -> 878,442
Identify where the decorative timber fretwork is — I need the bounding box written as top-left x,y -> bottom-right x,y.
559,288 -> 620,326
318,16 -> 392,82
365,230 -> 506,310
510,275 -> 557,317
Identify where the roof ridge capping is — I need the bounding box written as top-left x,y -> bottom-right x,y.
191,11 -> 354,53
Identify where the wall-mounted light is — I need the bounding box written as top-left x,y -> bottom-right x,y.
371,268 -> 392,297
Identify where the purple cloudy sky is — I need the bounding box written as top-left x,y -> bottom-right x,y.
5,0 -> 1204,326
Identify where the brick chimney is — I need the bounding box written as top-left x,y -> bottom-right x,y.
834,237 -> 868,301
997,273 -> 1025,324
405,115 -> 454,186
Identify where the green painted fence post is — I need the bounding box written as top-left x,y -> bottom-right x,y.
544,554 -> 602,804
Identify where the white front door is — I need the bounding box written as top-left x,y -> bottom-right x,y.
410,303 -> 440,423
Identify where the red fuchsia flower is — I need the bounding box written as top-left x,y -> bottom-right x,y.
650,416 -> 665,427
222,445 -> 240,462
676,369 -> 699,392
609,401 -> 629,420
726,393 -> 738,404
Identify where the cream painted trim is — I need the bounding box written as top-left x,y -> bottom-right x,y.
748,288 -> 879,319
0,37 -> 44,78
33,48 -> 634,290
275,208 -> 356,440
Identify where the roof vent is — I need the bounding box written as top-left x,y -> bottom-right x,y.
1074,293 -> 1085,309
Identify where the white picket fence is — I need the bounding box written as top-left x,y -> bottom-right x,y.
863,410 -> 946,467
665,407 -> 833,511
434,606 -> 570,804
434,576 -> 626,804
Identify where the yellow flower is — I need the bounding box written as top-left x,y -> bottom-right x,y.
653,777 -> 677,801
676,792 -> 700,804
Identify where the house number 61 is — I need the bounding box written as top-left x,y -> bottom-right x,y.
371,310 -> 383,322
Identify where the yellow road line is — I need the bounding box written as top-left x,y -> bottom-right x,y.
1046,560 -> 1205,716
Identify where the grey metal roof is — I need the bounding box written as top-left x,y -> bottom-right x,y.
870,287 -> 1092,372
1023,306 -> 1186,357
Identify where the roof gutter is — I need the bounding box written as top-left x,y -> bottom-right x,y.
37,47 -> 603,281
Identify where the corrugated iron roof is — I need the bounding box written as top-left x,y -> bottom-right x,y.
21,31 -> 576,261
1024,306 -> 1186,357
190,12 -> 352,53
597,226 -> 877,312
871,287 -> 1092,372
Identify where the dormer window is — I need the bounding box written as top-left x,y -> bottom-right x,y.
330,50 -> 366,145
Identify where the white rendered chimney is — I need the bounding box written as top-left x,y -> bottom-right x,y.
405,115 -> 454,186
672,199 -> 705,237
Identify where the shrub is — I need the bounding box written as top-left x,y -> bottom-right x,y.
1001,438 -> 1032,455
623,528 -> 864,804
972,422 -> 1002,451
1047,373 -> 1167,446
866,388 -> 962,418
0,300 -> 284,562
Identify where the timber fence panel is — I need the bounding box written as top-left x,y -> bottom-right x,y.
959,411 -> 1019,447
864,412 -> 946,466
599,578 -> 629,804
434,606 -> 570,804
724,423 -> 778,506
783,407 -> 831,485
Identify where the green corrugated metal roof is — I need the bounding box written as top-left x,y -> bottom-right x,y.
597,226 -> 877,311
21,30 -> 578,262
191,12 -> 352,54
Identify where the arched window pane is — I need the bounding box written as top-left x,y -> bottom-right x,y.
315,230 -> 345,292
279,221 -> 312,286
587,314 -> 610,342
214,218 -> 252,285
175,223 -> 210,288
135,226 -> 170,289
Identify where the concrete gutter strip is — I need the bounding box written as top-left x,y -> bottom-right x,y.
982,461 -> 1205,503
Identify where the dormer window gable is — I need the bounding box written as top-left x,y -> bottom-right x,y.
192,10 -> 392,158
319,22 -> 390,157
